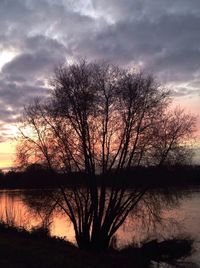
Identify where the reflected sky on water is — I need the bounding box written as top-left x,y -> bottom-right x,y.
0,188 -> 199,266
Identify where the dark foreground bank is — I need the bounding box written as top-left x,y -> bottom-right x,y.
0,223 -> 195,268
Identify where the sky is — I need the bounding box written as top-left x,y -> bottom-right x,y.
0,0 -> 200,169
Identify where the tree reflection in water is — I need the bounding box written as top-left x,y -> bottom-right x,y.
22,186 -> 188,249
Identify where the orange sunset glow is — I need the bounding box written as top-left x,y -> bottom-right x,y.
0,141 -> 16,169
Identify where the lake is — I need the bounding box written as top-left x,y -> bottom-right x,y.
0,188 -> 200,267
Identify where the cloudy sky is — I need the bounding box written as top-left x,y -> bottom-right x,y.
0,0 -> 200,168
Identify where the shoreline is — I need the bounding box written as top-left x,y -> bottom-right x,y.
0,223 -> 194,268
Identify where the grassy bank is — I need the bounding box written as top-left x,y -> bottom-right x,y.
0,223 -> 194,268
0,224 -> 146,268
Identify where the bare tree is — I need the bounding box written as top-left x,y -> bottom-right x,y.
16,60 -> 196,250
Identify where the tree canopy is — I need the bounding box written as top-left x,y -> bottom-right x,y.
17,60 -> 195,173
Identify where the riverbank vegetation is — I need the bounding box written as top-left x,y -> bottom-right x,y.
0,221 -> 195,268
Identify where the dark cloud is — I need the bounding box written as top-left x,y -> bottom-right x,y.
0,81 -> 49,107
2,35 -> 68,78
0,78 -> 49,128
70,12 -> 200,77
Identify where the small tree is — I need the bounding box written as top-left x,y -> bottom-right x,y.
16,60 -> 196,250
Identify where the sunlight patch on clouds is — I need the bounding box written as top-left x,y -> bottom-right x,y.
0,50 -> 18,71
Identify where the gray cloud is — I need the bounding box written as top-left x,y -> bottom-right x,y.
0,0 -> 200,143
172,87 -> 200,97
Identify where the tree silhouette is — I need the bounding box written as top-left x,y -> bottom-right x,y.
16,60 -> 196,250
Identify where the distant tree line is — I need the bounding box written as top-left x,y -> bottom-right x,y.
0,164 -> 200,189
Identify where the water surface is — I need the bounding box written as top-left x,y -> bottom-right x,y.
0,188 -> 199,266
